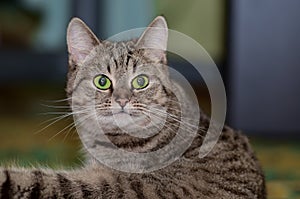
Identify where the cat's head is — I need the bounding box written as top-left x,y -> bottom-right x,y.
66,16 -> 184,152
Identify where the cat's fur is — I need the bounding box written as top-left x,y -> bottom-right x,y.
0,16 -> 266,198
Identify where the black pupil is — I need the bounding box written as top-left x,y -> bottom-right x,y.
99,77 -> 107,86
137,77 -> 145,86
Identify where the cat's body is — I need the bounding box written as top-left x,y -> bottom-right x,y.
0,16 -> 266,198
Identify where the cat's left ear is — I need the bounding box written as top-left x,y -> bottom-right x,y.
136,16 -> 168,64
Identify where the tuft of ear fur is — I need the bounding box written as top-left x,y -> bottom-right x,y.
136,16 -> 168,64
67,18 -> 100,64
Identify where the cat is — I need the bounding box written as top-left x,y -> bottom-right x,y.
0,16 -> 266,198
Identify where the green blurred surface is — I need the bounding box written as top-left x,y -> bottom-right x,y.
0,116 -> 82,168
253,139 -> 300,199
155,0 -> 226,61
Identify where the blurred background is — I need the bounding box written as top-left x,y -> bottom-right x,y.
0,0 -> 299,198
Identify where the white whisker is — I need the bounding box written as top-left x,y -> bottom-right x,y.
48,112 -> 94,141
40,97 -> 73,103
35,109 -> 92,135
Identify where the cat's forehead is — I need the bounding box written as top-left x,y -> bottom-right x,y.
89,41 -> 144,73
102,40 -> 136,55
84,39 -> 163,82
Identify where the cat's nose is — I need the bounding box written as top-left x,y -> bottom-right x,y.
115,98 -> 129,108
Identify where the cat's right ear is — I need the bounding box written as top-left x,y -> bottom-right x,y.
67,18 -> 100,64
136,16 -> 168,64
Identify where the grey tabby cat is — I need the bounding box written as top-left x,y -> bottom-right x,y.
0,16 -> 266,198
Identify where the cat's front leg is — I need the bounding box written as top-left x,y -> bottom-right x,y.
0,167 -> 57,198
0,167 -> 91,199
0,164 -> 119,199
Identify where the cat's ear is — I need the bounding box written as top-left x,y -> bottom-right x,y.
136,16 -> 168,64
67,18 -> 100,64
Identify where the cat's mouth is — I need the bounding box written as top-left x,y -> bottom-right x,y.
113,110 -> 128,115
112,109 -> 142,117
110,109 -> 152,127
113,110 -> 132,116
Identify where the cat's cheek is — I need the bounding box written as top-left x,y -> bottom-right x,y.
156,96 -> 168,104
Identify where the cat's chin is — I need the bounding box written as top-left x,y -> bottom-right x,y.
99,112 -> 150,129
114,112 -> 146,126
96,112 -> 164,139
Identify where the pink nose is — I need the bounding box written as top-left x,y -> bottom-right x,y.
116,98 -> 129,108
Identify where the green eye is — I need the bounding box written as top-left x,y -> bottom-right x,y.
94,75 -> 111,90
132,75 -> 149,89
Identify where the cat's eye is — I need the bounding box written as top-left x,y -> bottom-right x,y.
132,75 -> 149,89
94,75 -> 112,90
